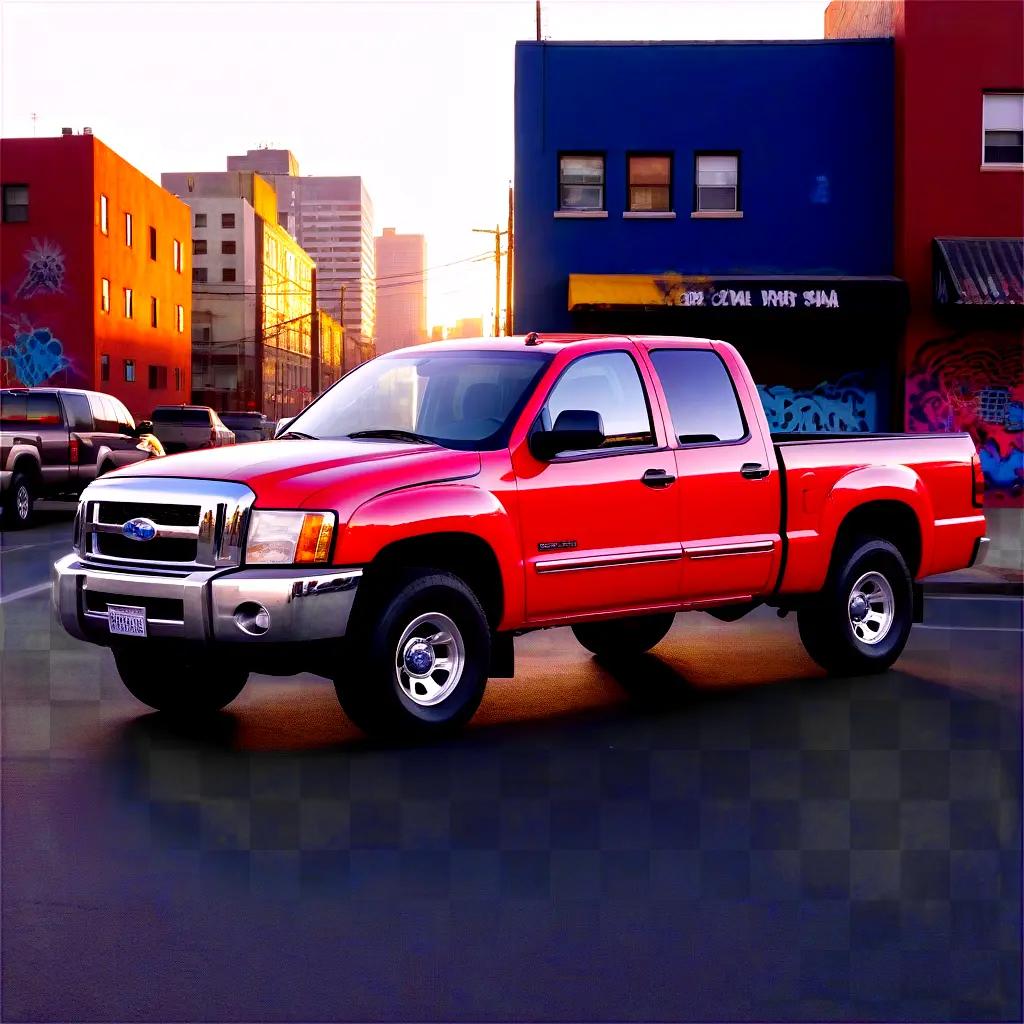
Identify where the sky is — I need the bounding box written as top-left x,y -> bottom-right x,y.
1,0 -> 829,331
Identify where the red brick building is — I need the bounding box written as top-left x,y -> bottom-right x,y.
828,0 -> 1024,505
1,132 -> 192,419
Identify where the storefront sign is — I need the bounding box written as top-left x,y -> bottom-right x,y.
677,287 -> 840,309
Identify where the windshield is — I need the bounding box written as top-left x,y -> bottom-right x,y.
288,350 -> 552,450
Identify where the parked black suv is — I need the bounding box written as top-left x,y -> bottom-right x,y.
1,388 -> 164,528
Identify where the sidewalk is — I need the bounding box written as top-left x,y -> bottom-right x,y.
924,507 -> 1023,595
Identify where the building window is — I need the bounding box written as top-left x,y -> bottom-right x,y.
174,367 -> 183,392
627,154 -> 672,212
221,240 -> 236,255
100,277 -> 110,313
193,239 -> 207,256
100,194 -> 109,234
173,238 -> 182,272
222,267 -> 236,282
125,211 -> 133,247
193,325 -> 211,343
193,266 -> 208,283
148,365 -> 168,389
176,304 -> 184,333
695,153 -> 740,212
124,287 -> 133,319
150,296 -> 158,328
195,212 -> 207,229
221,212 -> 235,229
100,354 -> 110,382
123,359 -> 136,383
149,226 -> 157,260
983,92 -> 1024,165
2,184 -> 29,222
559,154 -> 604,211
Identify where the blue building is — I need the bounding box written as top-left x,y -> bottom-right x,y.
513,39 -> 906,432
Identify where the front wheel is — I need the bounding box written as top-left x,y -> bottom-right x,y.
334,570 -> 490,739
797,537 -> 913,676
114,647 -> 249,714
572,613 -> 675,658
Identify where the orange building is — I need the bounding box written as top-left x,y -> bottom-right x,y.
1,132 -> 192,419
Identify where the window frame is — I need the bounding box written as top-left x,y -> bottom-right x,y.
648,347 -> 751,449
100,277 -> 111,313
194,212 -> 207,229
124,287 -> 133,319
150,295 -> 158,328
221,239 -> 237,255
626,152 -> 673,213
221,212 -> 236,229
176,304 -> 185,333
148,225 -> 157,261
982,91 -> 1024,167
2,183 -> 29,223
532,349 -> 660,461
557,152 -> 607,213
173,238 -> 182,272
123,359 -> 136,383
193,266 -> 208,284
124,211 -> 133,247
222,267 -> 236,283
693,151 -> 742,213
99,194 -> 109,235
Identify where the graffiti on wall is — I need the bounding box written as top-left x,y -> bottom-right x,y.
757,373 -> 877,433
15,238 -> 66,299
907,331 -> 1023,505
1,318 -> 71,386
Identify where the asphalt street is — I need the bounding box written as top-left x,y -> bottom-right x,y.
1,514 -> 1021,1022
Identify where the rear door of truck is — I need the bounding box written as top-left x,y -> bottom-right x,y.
637,340 -> 783,602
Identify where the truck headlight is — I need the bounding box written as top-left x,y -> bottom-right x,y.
245,510 -> 336,565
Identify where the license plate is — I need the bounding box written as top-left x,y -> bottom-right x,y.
107,604 -> 147,637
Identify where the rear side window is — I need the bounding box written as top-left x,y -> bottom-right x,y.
542,351 -> 654,449
62,393 -> 95,431
152,407 -> 211,426
112,399 -> 135,433
0,392 -> 63,425
650,349 -> 747,444
88,394 -> 119,432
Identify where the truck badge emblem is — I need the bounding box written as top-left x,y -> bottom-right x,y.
122,518 -> 158,542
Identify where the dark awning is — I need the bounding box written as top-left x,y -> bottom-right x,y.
934,238 -> 1023,305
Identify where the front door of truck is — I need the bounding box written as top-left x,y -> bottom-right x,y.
512,349 -> 682,622
642,345 -> 781,602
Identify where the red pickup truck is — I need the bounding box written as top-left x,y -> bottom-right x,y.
53,335 -> 988,737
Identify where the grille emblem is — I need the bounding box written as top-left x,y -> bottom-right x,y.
122,517 -> 158,542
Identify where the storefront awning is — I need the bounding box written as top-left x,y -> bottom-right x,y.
934,238 -> 1023,305
568,273 -> 907,316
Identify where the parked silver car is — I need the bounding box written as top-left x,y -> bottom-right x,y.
150,405 -> 234,454
218,411 -> 273,444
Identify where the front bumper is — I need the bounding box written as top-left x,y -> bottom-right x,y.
52,553 -> 361,647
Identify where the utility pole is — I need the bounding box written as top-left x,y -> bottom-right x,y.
536,0 -> 541,40
339,282 -> 347,371
473,224 -> 507,336
505,186 -> 514,336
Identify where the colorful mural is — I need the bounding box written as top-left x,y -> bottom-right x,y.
1,318 -> 72,386
907,330 -> 1023,505
15,238 -> 66,299
757,373 -> 877,433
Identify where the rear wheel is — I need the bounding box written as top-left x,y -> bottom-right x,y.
334,570 -> 490,739
797,537 -> 913,676
114,647 -> 249,714
572,613 -> 675,658
2,471 -> 35,530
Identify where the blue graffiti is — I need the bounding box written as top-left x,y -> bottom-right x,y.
2,325 -> 71,386
757,373 -> 877,432
979,440 -> 1023,491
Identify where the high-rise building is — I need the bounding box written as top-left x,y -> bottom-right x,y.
160,170 -> 315,420
227,149 -> 375,365
447,316 -> 484,339
0,132 -> 192,417
374,228 -> 427,354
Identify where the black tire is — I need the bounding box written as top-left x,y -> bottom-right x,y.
797,537 -> 913,676
2,471 -> 36,530
334,570 -> 490,739
113,647 -> 249,714
572,613 -> 675,658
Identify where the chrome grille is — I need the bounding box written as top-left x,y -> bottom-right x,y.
79,477 -> 255,570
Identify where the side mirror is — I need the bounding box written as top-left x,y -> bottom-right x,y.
274,416 -> 294,438
529,409 -> 605,461
134,420 -> 154,436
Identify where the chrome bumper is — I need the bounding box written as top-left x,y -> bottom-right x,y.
970,536 -> 990,567
52,553 -> 361,646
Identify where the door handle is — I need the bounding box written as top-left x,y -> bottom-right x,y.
642,468 -> 677,489
740,462 -> 770,480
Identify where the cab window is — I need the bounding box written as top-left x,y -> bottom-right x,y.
649,349 -> 747,444
88,393 -> 119,432
0,392 -> 63,425
541,351 -> 654,450
62,393 -> 95,431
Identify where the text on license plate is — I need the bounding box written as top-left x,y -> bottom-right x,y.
107,604 -> 148,637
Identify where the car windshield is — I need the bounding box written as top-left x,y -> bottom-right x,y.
287,349 -> 552,450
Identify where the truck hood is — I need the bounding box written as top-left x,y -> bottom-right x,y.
113,439 -> 482,515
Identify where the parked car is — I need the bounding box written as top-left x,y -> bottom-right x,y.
219,411 -> 272,444
150,405 -> 234,454
54,335 -> 987,735
1,387 -> 163,528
